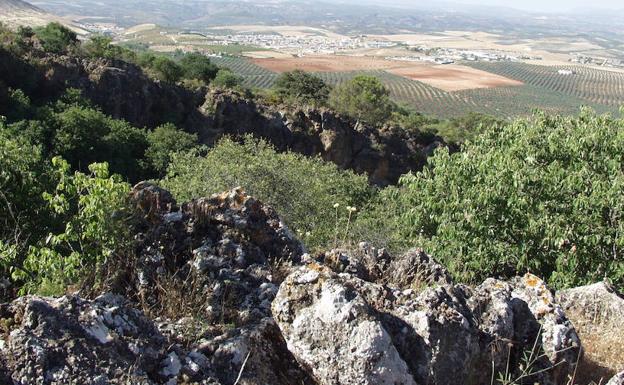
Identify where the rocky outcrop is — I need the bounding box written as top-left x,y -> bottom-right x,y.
2,44 -> 446,185
202,90 -> 444,185
0,185 -> 597,385
273,251 -> 581,385
556,282 -> 624,383
0,294 -> 216,385
0,184 -> 314,385
40,56 -> 209,130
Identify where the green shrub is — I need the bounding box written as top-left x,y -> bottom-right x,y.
0,121 -> 48,240
14,158 -> 131,294
34,22 -> 78,54
212,69 -> 242,89
161,136 -> 373,250
180,52 -> 219,83
0,123 -> 51,287
151,56 -> 183,83
50,105 -> 149,180
82,35 -> 136,62
273,70 -> 330,106
364,110 -> 624,288
431,112 -> 503,143
329,75 -> 394,126
145,123 -> 198,175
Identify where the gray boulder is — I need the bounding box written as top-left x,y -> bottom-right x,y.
273,252 -> 581,385
0,294 -> 218,385
556,282 -> 624,382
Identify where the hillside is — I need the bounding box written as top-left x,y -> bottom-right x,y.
0,0 -> 84,33
0,22 -> 623,385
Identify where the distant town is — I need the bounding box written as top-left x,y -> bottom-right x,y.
76,20 -> 624,70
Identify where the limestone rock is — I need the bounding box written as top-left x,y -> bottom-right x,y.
273,258 -> 581,385
556,282 -> 624,381
0,294 -> 218,385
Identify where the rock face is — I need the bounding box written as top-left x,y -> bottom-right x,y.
203,90 -> 444,185
273,250 -> 581,385
0,185 -> 592,385
125,182 -> 313,385
0,294 -> 212,385
0,184 -> 313,385
556,282 -> 624,382
1,45 -> 447,185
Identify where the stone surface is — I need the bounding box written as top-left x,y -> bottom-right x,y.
0,293 -> 218,385
556,282 -> 624,382
273,257 -> 581,385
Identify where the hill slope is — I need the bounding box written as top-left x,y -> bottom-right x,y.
0,0 -> 84,32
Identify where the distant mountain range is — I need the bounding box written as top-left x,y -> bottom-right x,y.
22,0 -> 622,38
0,0 -> 82,31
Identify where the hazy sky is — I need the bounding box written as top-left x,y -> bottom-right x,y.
447,0 -> 622,12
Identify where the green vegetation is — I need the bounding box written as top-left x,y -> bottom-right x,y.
33,22 -> 78,54
358,109 -> 624,288
272,70 -> 330,106
329,75 -> 394,126
15,158 -> 131,294
212,69 -> 243,89
2,22 -> 623,297
145,123 -> 199,174
161,136 -> 373,250
179,52 -> 219,83
82,35 -> 137,62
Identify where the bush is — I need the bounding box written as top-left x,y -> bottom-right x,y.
364,110 -> 624,289
14,158 -> 131,294
329,75 -> 394,126
50,105 -> 149,181
179,52 -> 219,83
272,70 -> 330,106
0,121 -> 49,240
82,35 -> 136,62
432,112 -> 503,143
34,22 -> 78,54
0,124 -> 51,290
145,123 -> 198,174
212,69 -> 242,89
151,56 -> 183,83
161,136 -> 373,250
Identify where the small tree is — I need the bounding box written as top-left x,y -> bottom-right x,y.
14,158 -> 131,294
329,75 -> 394,126
179,52 -> 219,83
34,22 -> 78,54
145,123 -> 198,174
151,56 -> 183,83
367,109 -> 624,289
273,70 -> 330,106
212,69 -> 242,89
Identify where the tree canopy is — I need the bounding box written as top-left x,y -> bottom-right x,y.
273,70 -> 330,106
360,110 -> 624,288
329,75 -> 394,126
33,22 -> 78,54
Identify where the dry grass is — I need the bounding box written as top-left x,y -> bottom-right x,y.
572,322 -> 622,385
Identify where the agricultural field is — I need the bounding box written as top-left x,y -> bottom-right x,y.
210,56 -> 622,119
466,62 -> 624,108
